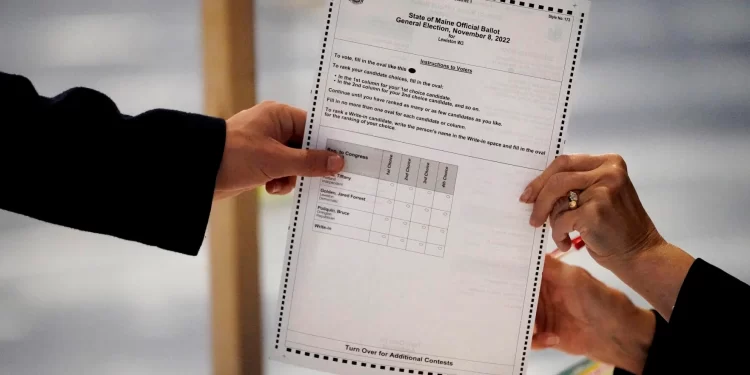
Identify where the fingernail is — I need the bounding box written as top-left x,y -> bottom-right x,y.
327,155 -> 344,172
519,186 -> 532,202
269,182 -> 280,194
545,335 -> 560,346
529,217 -> 538,227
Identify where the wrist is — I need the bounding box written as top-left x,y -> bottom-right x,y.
604,242 -> 695,320
215,125 -> 248,194
596,228 -> 667,271
592,292 -> 655,374
612,303 -> 655,374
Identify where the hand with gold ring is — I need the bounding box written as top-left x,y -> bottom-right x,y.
567,190 -> 579,209
518,154 -> 665,267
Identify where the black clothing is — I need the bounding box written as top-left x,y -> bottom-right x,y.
0,72 -> 226,255
615,258 -> 749,374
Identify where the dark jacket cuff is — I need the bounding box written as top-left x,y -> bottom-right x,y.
135,109 -> 226,255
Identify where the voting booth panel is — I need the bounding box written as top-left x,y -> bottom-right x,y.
202,0 -> 262,374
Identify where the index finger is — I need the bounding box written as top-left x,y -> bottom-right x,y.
271,102 -> 309,146
519,154 -> 605,203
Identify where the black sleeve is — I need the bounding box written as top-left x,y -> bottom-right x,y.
635,258 -> 750,374
0,72 -> 226,255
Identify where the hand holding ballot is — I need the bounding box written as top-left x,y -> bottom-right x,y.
0,73 -> 345,254
522,153 -> 693,320
214,101 -> 345,200
529,153 -> 750,374
520,153 -> 664,267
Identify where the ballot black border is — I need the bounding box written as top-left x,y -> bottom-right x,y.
274,1 -> 589,374
491,0 -> 578,16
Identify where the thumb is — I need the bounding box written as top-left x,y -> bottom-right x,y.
267,146 -> 345,178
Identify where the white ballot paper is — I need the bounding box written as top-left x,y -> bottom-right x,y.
271,0 -> 590,374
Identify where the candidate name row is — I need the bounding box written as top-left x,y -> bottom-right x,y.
326,139 -> 458,195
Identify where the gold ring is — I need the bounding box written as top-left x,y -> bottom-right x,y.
568,191 -> 579,209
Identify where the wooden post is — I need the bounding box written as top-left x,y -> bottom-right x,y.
202,1 -> 262,374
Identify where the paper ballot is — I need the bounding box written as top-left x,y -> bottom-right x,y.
271,1 -> 591,374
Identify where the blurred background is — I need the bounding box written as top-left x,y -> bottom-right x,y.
0,0 -> 748,374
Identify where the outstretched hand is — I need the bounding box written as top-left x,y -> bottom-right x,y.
214,101 -> 344,200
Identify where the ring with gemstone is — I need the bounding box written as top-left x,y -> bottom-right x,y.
568,191 -> 579,209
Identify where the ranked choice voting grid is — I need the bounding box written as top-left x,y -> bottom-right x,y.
271,1 -> 591,374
